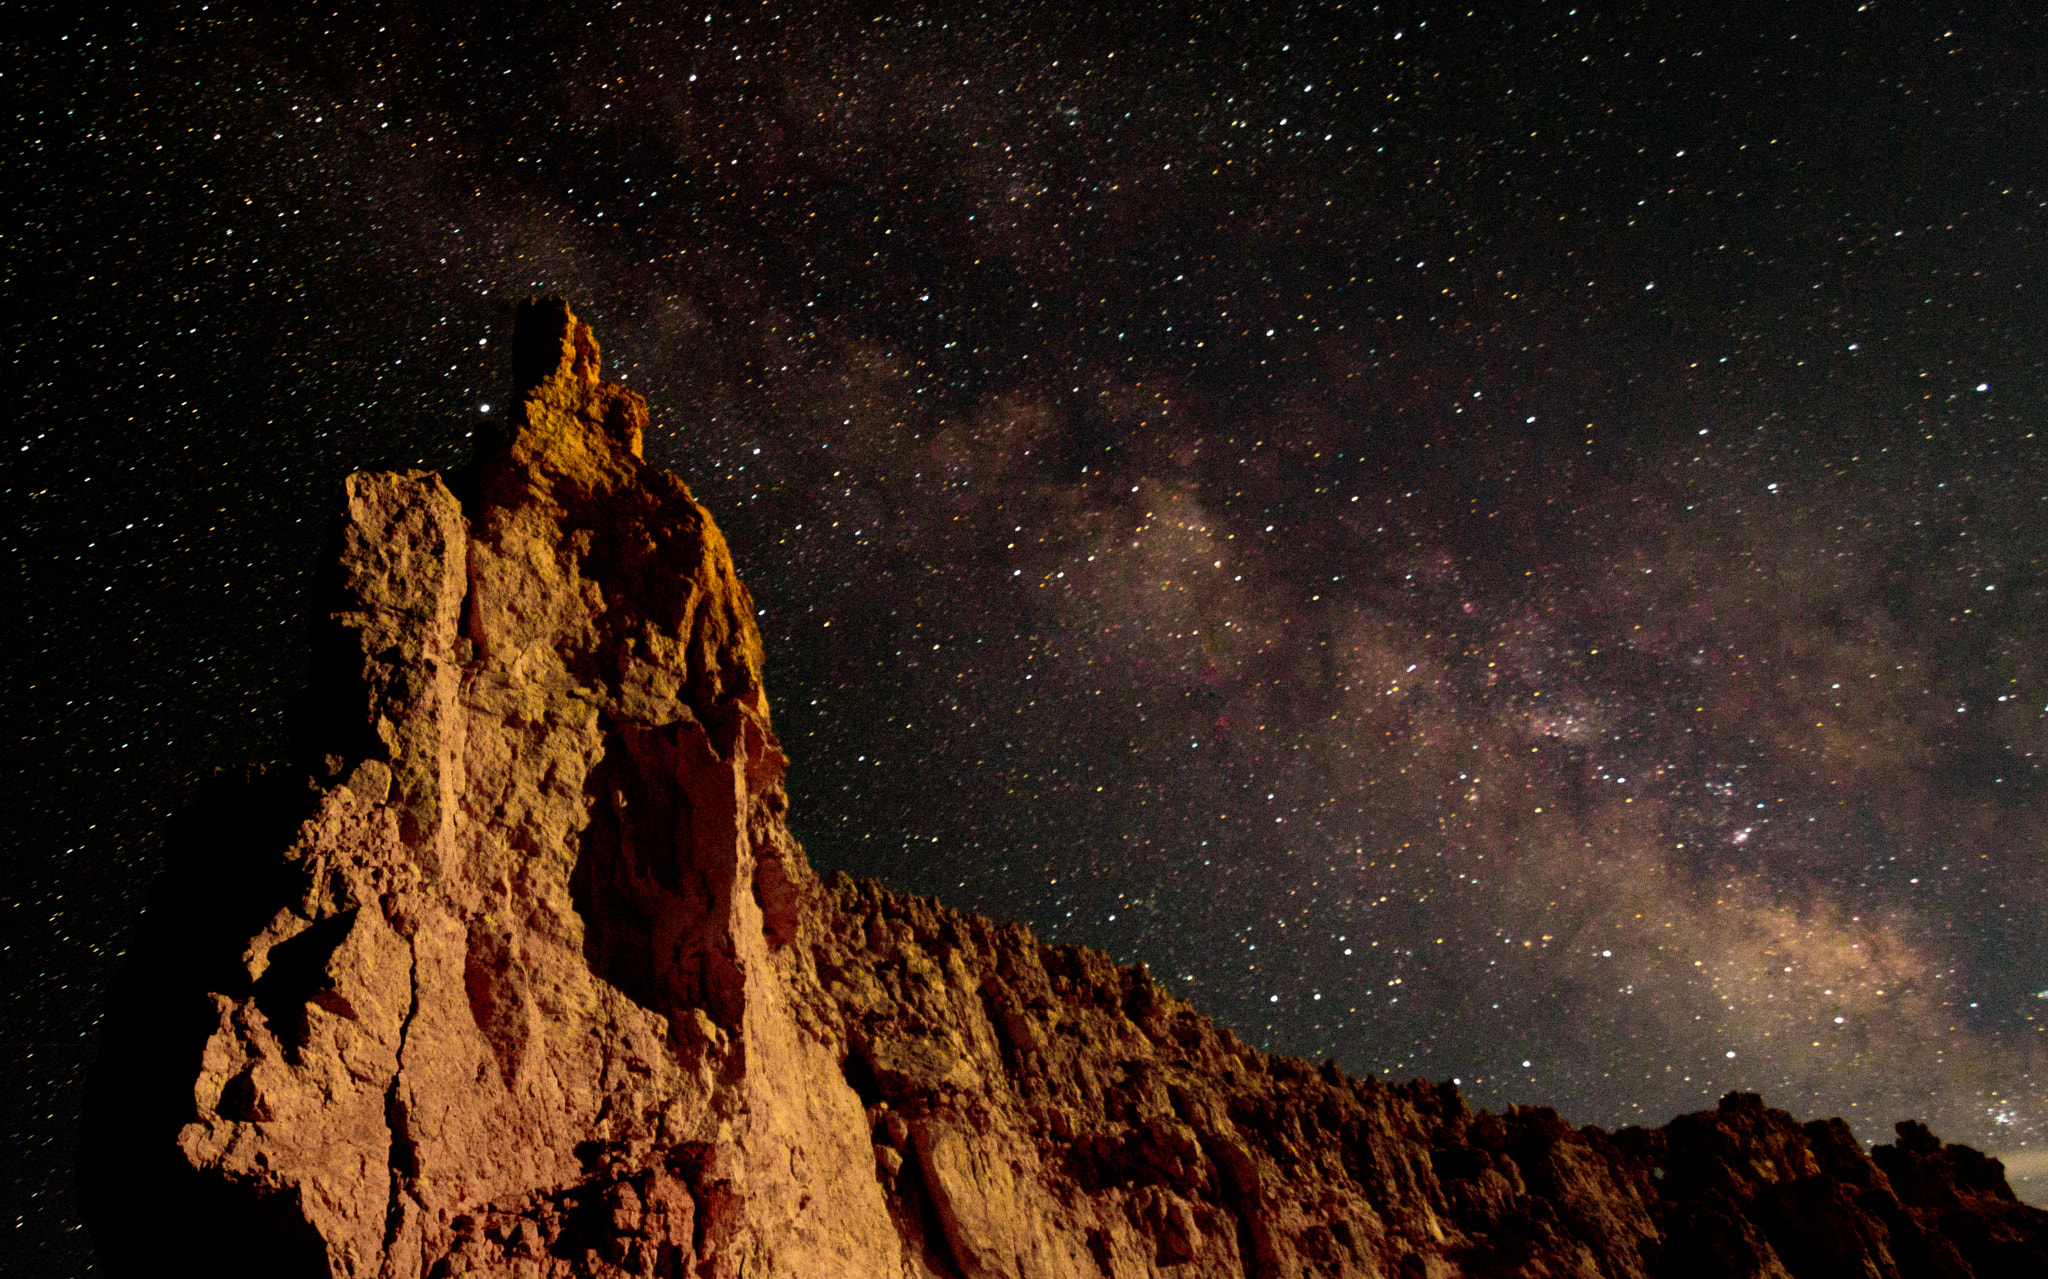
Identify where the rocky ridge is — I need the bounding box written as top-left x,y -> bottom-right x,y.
83,299 -> 2048,1278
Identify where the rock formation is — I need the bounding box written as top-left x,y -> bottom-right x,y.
83,299 -> 2048,1279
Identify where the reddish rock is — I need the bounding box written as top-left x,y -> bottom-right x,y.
83,300 -> 2048,1278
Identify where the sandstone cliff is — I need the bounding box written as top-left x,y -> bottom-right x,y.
82,300 -> 2048,1279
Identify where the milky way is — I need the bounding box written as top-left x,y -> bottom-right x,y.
11,2 -> 2048,1265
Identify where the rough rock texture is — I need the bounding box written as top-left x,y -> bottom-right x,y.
84,300 -> 2048,1279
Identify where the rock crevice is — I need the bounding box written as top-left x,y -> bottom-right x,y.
83,300 -> 2048,1279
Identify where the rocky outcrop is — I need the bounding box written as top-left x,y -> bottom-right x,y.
82,299 -> 2048,1278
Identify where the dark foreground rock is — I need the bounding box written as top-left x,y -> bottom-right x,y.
81,300 -> 2048,1278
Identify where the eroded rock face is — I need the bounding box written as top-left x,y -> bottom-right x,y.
83,300 -> 2048,1279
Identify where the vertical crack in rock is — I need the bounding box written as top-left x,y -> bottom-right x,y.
84,299 -> 2048,1279
380,938 -> 421,1264
1197,1130 -> 1269,1279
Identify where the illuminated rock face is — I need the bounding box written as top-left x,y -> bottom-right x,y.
84,300 -> 2048,1279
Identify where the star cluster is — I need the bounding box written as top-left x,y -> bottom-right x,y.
8,1 -> 2048,1266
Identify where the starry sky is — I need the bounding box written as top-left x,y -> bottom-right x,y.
9,0 -> 2048,1267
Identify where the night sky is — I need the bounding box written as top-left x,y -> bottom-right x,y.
10,1 -> 2048,1268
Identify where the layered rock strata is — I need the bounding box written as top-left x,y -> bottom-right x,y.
84,300 -> 2048,1279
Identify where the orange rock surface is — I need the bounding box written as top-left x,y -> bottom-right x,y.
83,300 -> 2048,1278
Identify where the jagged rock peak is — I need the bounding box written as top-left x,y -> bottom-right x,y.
512,295 -> 606,399
477,295 -> 766,721
490,296 -> 648,502
84,306 -> 2048,1279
